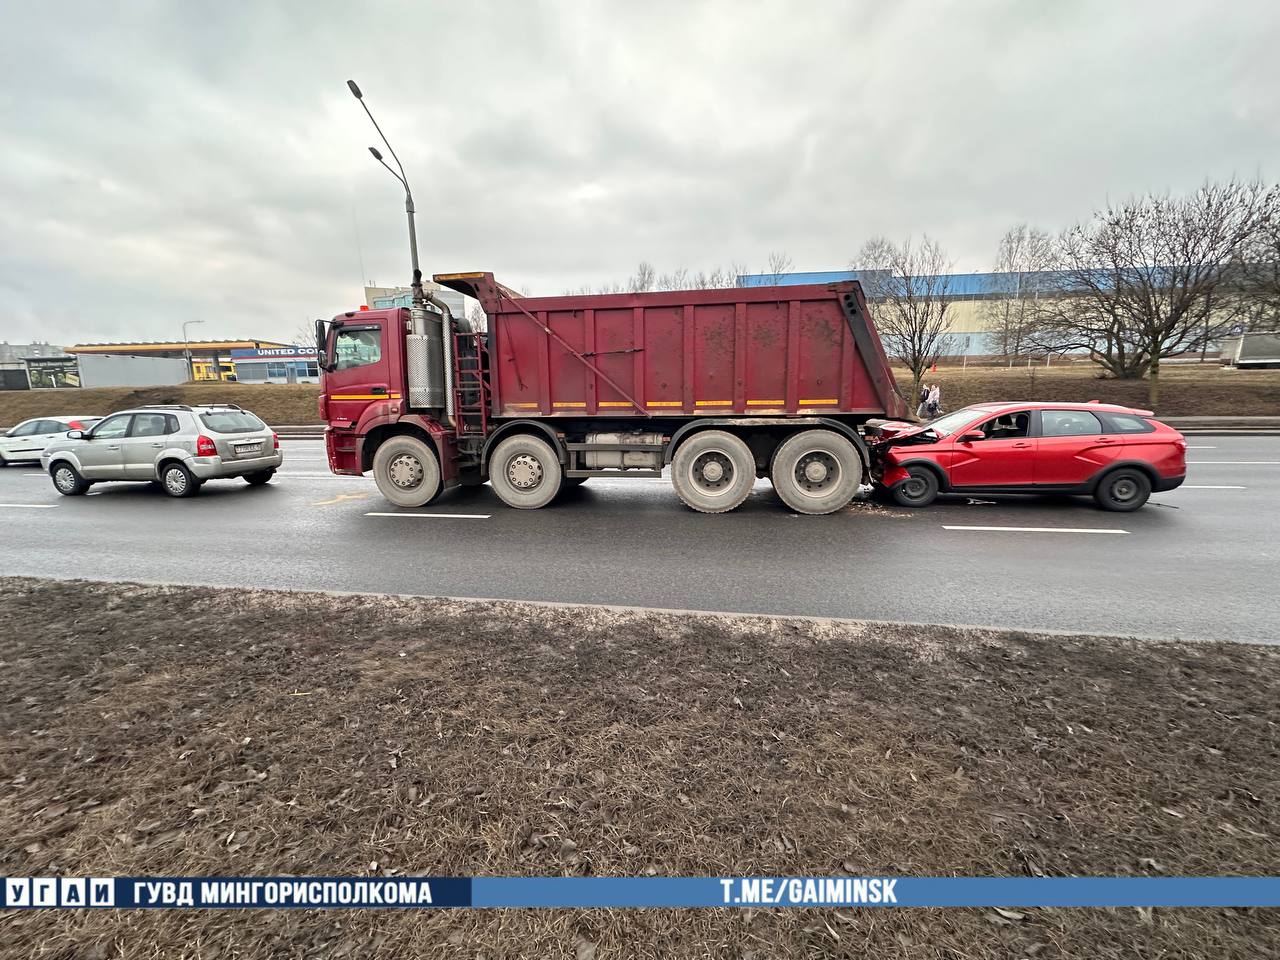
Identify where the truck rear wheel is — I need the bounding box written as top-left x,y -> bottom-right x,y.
671,430 -> 755,514
372,435 -> 441,508
490,434 -> 562,509
769,430 -> 862,515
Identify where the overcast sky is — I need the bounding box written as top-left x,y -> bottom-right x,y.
2,1 -> 1277,347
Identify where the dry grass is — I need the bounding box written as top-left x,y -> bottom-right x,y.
2,363 -> 1277,429
0,384 -> 319,428
1,578 -> 1277,958
900,363 -> 1280,416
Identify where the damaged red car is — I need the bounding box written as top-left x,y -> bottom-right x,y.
868,402 -> 1186,511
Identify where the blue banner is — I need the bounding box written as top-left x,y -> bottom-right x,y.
3,876 -> 1277,909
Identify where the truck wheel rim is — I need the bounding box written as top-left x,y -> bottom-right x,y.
507,454 -> 543,490
794,450 -> 838,496
388,453 -> 425,489
1112,478 -> 1138,502
691,451 -> 733,493
164,468 -> 187,495
55,468 -> 75,491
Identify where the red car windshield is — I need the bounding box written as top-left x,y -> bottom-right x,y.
924,407 -> 990,438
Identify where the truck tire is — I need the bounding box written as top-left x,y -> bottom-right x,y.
489,434 -> 562,509
671,430 -> 755,514
769,430 -> 863,515
1093,467 -> 1151,512
372,435 -> 441,508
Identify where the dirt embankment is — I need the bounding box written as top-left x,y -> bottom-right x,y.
2,364 -> 1278,428
902,363 -> 1280,417
0,384 -> 320,427
1,578 -> 1277,957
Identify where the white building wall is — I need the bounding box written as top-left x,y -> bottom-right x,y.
78,354 -> 188,388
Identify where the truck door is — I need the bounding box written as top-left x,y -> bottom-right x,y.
326,322 -> 393,428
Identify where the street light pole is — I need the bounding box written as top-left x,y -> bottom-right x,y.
182,319 -> 205,382
346,80 -> 423,306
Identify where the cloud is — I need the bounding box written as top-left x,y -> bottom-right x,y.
1,0 -> 1277,345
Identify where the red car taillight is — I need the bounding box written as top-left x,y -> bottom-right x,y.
196,435 -> 217,457
273,432 -> 280,450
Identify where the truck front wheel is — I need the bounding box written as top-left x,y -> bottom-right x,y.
489,434 -> 563,509
372,435 -> 441,508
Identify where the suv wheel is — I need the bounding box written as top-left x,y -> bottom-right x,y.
243,469 -> 275,486
161,462 -> 202,498
892,466 -> 939,508
51,462 -> 90,496
1094,468 -> 1151,512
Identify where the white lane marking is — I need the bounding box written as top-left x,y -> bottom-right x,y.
366,512 -> 490,519
943,525 -> 1128,535
1187,461 -> 1280,464
1180,485 -> 1245,489
0,503 -> 56,509
1185,445 -> 1216,449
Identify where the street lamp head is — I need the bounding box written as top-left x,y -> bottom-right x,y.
368,146 -> 383,161
346,80 -> 363,100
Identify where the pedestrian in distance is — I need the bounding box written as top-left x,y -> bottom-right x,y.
927,383 -> 942,417
916,383 -> 930,419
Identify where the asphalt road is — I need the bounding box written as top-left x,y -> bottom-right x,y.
0,436 -> 1277,642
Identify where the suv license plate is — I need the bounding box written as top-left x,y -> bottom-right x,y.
236,442 -> 263,456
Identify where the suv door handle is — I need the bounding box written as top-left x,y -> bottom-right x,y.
150,442 -> 164,447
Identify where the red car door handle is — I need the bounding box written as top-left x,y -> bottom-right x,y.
1096,437 -> 1117,444
1012,442 -> 1031,448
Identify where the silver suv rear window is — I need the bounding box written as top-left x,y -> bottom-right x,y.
199,411 -> 266,434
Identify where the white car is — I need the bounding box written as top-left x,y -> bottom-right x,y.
0,416 -> 103,466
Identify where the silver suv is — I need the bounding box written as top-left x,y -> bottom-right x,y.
42,404 -> 283,498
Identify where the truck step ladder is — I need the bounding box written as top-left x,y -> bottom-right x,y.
451,332 -> 490,458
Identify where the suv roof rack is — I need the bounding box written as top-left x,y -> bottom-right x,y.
139,404 -> 193,411
196,402 -> 243,410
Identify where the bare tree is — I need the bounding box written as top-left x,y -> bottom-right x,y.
765,251 -> 794,284
1034,179 -> 1278,405
852,236 -> 955,406
292,322 -> 318,348
656,267 -> 690,291
1239,202 -> 1280,332
627,261 -> 656,293
984,224 -> 1055,360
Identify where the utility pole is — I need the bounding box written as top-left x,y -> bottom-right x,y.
346,80 -> 424,307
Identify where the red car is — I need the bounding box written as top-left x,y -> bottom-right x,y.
870,401 -> 1186,511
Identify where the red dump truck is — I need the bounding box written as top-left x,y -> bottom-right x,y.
316,271 -> 905,514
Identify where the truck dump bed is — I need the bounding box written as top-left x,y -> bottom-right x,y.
437,274 -> 906,421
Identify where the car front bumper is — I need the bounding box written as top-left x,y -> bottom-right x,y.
189,451 -> 283,480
